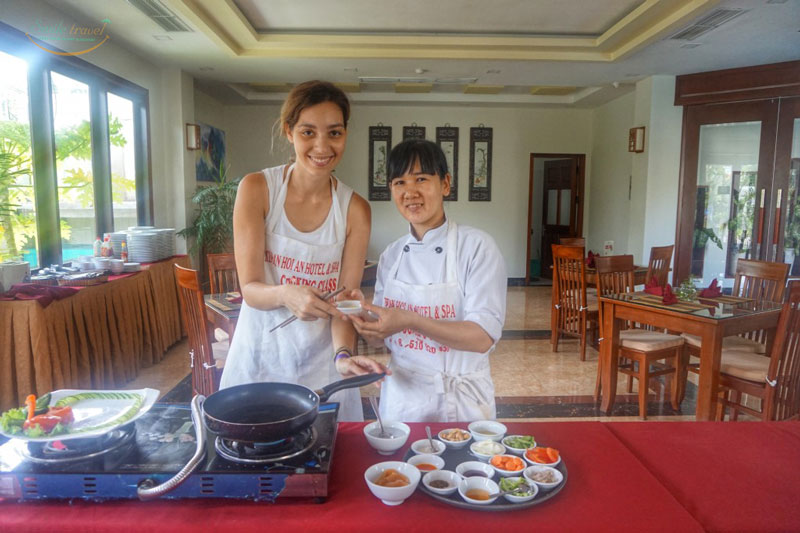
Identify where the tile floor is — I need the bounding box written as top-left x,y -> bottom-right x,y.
126,286 -> 726,422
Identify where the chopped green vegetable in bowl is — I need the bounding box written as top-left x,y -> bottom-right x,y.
499,476 -> 534,497
503,435 -> 536,450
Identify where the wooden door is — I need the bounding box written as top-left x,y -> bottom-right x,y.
540,158 -> 579,278
674,100 -> 779,286
774,97 -> 800,276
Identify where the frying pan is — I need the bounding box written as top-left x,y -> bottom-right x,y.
137,372 -> 385,500
203,373 -> 385,442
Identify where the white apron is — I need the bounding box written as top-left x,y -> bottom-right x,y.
379,221 -> 496,423
220,164 -> 363,421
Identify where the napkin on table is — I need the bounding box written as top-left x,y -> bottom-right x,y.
644,276 -> 663,296
698,278 -> 722,298
661,284 -> 678,305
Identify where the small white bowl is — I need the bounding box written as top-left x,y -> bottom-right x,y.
455,460 -> 495,480
438,428 -> 472,449
523,447 -> 562,468
335,300 -> 363,315
363,421 -> 410,455
458,476 -> 499,505
410,438 -> 446,456
523,465 -> 563,491
364,461 -> 421,506
468,420 -> 507,442
469,440 -> 506,462
501,435 -> 537,456
407,453 -> 445,473
109,259 -> 124,275
93,258 -> 110,270
489,454 -> 527,477
422,470 -> 462,496
499,476 -> 538,504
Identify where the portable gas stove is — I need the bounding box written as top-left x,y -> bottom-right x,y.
0,403 -> 339,502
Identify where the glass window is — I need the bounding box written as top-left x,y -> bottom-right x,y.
51,71 -> 95,263
0,51 -> 38,266
107,92 -> 137,231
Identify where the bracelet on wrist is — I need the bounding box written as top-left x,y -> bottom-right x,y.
334,347 -> 353,362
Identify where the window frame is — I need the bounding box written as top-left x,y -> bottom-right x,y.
0,21 -> 152,266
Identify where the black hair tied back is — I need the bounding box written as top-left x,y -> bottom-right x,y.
387,139 -> 449,183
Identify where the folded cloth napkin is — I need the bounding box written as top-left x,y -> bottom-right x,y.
662,283 -> 678,305
698,278 -> 722,298
585,251 -> 596,268
0,283 -> 79,308
644,276 -> 663,296
225,292 -> 243,304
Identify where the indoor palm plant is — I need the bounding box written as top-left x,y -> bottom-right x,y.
178,159 -> 240,261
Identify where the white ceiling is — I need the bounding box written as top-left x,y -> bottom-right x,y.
37,0 -> 800,106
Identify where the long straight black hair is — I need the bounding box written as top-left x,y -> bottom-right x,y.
387,139 -> 449,183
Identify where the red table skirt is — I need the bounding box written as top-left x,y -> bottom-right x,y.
0,421 -> 712,532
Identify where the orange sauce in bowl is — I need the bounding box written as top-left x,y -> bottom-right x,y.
465,489 -> 491,501
374,469 -> 410,487
415,463 -> 437,471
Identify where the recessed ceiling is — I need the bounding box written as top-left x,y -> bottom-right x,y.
29,0 -> 800,106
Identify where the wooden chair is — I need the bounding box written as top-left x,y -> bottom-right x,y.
560,237 -> 586,247
175,263 -> 227,396
207,253 -> 239,295
594,255 -> 685,419
716,279 -> 800,421
646,245 -> 674,287
679,259 -> 790,406
551,244 -> 598,361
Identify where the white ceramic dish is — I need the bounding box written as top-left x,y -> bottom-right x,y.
523,465 -> 564,491
523,447 -> 562,468
455,460 -> 495,479
335,300 -> 363,315
364,461 -> 421,506
501,435 -> 537,456
437,428 -> 472,449
0,388 -> 159,442
410,438 -> 446,456
109,259 -> 124,275
469,440 -> 506,462
468,420 -> 507,442
499,476 -> 539,503
363,421 -> 410,455
406,453 -> 445,473
458,476 -> 499,505
422,470 -> 462,496
489,454 -> 527,477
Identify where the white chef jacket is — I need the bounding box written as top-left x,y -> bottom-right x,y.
373,219 -> 506,346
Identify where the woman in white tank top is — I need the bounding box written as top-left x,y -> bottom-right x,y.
220,81 -> 388,421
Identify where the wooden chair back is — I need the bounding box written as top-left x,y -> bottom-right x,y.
552,244 -> 589,336
732,259 -> 789,303
594,255 -> 635,327
560,237 -> 586,247
207,253 -> 239,295
174,264 -> 218,396
646,245 -> 674,287
766,280 -> 800,420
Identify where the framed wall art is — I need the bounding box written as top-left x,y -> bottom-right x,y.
368,124 -> 392,201
195,122 -> 226,182
403,124 -> 426,141
436,125 -> 458,201
469,125 -> 492,201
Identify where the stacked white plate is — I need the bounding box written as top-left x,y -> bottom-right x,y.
123,262 -> 141,272
127,231 -> 159,263
156,228 -> 175,259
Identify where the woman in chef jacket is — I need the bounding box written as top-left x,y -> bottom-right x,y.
220,80 -> 387,421
349,139 -> 506,422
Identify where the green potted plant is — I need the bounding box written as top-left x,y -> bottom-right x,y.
177,160 -> 240,278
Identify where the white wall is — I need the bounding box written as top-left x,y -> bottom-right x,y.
588,92 -> 635,255
209,99 -> 594,277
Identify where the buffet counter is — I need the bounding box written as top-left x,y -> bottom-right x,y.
3,420 -> 798,532
0,256 -> 189,411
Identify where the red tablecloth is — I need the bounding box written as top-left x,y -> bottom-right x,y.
607,421 -> 800,532
0,422 -> 706,532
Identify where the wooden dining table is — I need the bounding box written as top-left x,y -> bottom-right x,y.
204,292 -> 241,339
599,292 -> 783,420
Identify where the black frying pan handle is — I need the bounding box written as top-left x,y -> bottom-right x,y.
317,373 -> 385,402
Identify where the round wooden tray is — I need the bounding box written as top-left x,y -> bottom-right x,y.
404,445 -> 567,511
